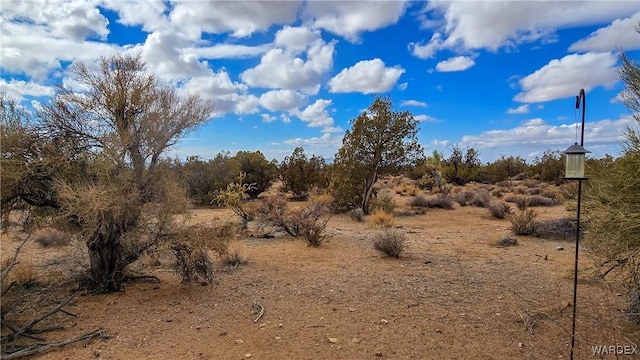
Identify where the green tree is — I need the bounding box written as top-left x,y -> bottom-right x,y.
40,54 -> 213,292
531,149 -> 564,183
442,145 -> 481,185
483,155 -> 529,183
584,47 -> 640,321
332,96 -> 422,213
280,147 -> 328,199
233,150 -> 277,199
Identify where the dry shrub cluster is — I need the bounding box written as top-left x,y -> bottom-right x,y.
221,244 -> 248,270
495,236 -> 518,247
371,228 -> 406,258
510,208 -> 538,235
488,201 -> 512,219
256,193 -> 332,247
368,209 -> 395,229
409,194 -> 431,208
33,227 -> 70,247
349,207 -> 365,221
423,195 -> 454,209
171,222 -> 237,283
371,193 -> 397,213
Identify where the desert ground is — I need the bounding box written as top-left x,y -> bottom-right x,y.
2,180 -> 638,359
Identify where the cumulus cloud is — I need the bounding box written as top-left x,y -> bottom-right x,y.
435,56 -> 475,72
415,114 -> 438,122
459,115 -> 634,150
169,1 -> 300,39
514,52 -> 618,103
274,26 -> 322,52
293,99 -> 334,128
259,90 -> 306,112
180,69 -> 258,115
283,133 -> 340,147
240,40 -> 336,94
303,1 -> 407,42
408,33 -> 444,59
417,1 -> 638,55
187,43 -> 273,60
507,104 -> 530,114
328,58 -> 405,94
401,100 -> 428,107
569,12 -> 640,52
0,78 -> 55,102
102,0 -> 169,33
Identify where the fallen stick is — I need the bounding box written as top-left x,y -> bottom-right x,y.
3,328 -> 105,360
253,301 -> 265,323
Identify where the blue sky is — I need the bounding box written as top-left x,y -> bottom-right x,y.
1,1 -> 639,163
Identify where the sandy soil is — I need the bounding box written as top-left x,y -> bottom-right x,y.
2,185 -> 639,360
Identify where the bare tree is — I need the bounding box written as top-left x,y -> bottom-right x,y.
40,54 -> 213,292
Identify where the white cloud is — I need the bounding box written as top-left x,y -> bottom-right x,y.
401,100 -> 427,107
521,118 -> 545,127
262,114 -> 277,123
415,114 -> 438,122
321,126 -> 344,133
0,16 -> 119,79
459,115 -> 634,150
240,40 -> 336,94
283,133 -> 340,147
303,1 -> 407,42
259,90 -> 306,112
435,56 -> 475,72
274,26 -> 322,52
408,33 -> 444,59
422,2 -> 638,54
187,43 -> 273,60
169,0 -> 301,39
0,78 -> 55,102
569,12 -> 640,52
293,99 -> 334,128
514,52 -> 618,103
179,69 -> 258,116
507,104 -> 530,115
102,0 -> 169,33
328,58 -> 405,94
141,31 -> 210,81
397,82 -> 408,91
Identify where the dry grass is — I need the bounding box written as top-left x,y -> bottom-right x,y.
368,209 -> 395,229
349,207 -> 365,221
424,195 -> 455,209
221,244 -> 248,269
488,201 -> 512,219
371,228 -> 406,258
510,209 -> 538,235
495,236 -> 518,247
33,227 -> 70,247
409,194 -> 431,208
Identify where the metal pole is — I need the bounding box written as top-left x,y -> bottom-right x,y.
570,88 -> 586,360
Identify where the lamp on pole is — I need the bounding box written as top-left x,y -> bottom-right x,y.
561,88 -> 590,360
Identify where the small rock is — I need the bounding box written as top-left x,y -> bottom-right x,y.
235,340 -> 244,345
380,319 -> 388,324
244,353 -> 252,358
278,323 -> 283,328
556,246 -> 564,251
375,352 -> 383,357
275,336 -> 281,340
348,308 -> 356,312
328,338 -> 338,344
518,342 -> 524,347
259,323 -> 267,328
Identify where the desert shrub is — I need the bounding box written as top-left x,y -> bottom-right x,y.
369,209 -> 395,229
453,191 -> 474,206
257,194 -> 332,246
532,217 -> 579,241
172,244 -> 213,284
540,188 -> 563,204
233,150 -> 278,199
425,195 -> 454,209
409,194 -> 431,208
523,179 -> 540,188
33,227 -> 70,247
505,195 -> 529,211
371,228 -> 406,258
510,209 -> 538,235
469,188 -> 492,207
350,207 -> 365,221
417,174 -> 436,190
526,195 -> 557,207
221,244 -> 248,269
214,173 -> 257,227
171,222 -> 235,283
280,147 -> 329,199
371,194 -> 397,213
495,236 -> 518,247
399,185 -> 419,196
491,189 -> 504,198
525,187 -> 541,195
488,201 -> 512,219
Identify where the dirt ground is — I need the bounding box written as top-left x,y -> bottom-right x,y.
2,183 -> 639,360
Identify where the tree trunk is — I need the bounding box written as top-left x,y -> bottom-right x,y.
87,229 -> 126,293
361,168 -> 378,215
